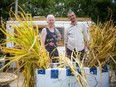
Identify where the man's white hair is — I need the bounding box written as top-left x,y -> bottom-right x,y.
46,14 -> 55,22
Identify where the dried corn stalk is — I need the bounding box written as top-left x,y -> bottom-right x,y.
87,21 -> 116,67
0,8 -> 50,87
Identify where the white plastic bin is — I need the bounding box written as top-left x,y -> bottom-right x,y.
35,65 -> 110,87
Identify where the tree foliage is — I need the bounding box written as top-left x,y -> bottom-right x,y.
0,0 -> 116,23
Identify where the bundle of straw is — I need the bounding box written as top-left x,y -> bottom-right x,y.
86,21 -> 116,68
0,8 -> 50,87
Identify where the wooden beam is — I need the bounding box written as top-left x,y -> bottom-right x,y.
32,16 -> 91,21
9,16 -> 91,21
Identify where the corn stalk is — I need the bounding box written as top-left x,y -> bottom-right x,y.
86,21 -> 116,68
0,8 -> 50,87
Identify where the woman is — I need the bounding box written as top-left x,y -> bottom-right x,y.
41,14 -> 61,63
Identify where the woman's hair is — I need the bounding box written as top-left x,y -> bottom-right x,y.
46,14 -> 55,22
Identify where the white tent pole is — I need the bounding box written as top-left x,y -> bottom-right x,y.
15,0 -> 18,15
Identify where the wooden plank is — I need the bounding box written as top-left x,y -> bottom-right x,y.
9,16 -> 91,21
32,17 -> 91,21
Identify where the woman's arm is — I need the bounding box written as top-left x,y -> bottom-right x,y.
56,29 -> 61,41
40,28 -> 47,46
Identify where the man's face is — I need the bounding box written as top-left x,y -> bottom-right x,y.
68,12 -> 76,22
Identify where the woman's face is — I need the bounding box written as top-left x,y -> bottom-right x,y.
47,16 -> 55,27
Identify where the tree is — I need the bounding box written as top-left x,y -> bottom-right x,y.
0,0 -> 116,23
74,0 -> 115,23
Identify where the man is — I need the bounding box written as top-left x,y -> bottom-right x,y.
64,11 -> 88,60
